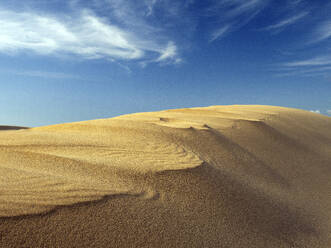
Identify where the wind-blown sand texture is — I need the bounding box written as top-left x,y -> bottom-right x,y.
0,105 -> 330,248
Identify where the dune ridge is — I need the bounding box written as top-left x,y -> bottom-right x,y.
0,105 -> 330,247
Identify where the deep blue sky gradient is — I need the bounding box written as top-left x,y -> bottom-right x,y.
0,0 -> 330,126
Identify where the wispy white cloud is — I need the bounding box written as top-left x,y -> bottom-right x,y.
206,0 -> 265,16
92,0 -> 156,31
283,56 -> 331,67
213,0 -> 268,19
310,110 -> 320,114
275,66 -> 330,73
226,0 -> 265,18
0,6 -> 179,64
206,0 -> 268,42
274,56 -> 331,77
9,69 -> 80,79
312,20 -> 331,43
288,0 -> 304,6
262,12 -> 308,31
145,0 -> 158,16
156,41 -> 178,62
274,71 -> 328,78
210,25 -> 230,42
274,3 -> 331,77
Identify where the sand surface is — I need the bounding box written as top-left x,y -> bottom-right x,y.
0,105 -> 330,247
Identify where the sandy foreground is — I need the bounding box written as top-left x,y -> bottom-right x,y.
0,105 -> 330,248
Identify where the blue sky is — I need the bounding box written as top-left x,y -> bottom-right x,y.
0,0 -> 330,126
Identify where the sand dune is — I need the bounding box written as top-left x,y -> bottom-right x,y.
0,105 -> 330,247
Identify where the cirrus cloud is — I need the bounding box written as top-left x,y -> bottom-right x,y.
262,11 -> 308,31
0,7 -> 179,64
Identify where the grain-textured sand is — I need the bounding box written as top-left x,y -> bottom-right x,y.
0,105 -> 330,248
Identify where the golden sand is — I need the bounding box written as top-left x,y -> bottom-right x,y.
0,105 -> 330,247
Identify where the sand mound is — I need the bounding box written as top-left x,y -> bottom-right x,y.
0,105 -> 330,247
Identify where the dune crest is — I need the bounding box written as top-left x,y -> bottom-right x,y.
0,105 -> 330,247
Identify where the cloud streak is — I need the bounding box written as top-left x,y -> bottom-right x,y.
313,20 -> 331,43
207,0 -> 268,42
226,0 -> 265,17
8,69 -> 80,79
0,7 -> 179,64
283,56 -> 331,67
210,25 -> 230,42
156,41 -> 180,63
262,12 -> 308,31
274,55 -> 331,78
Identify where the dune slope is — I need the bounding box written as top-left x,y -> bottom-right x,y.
0,105 -> 330,247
